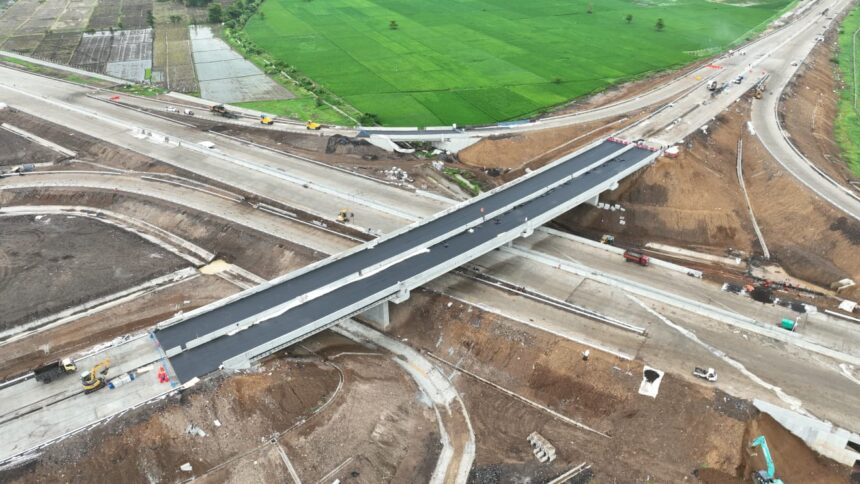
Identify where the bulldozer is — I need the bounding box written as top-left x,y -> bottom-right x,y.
81,358 -> 111,394
336,208 -> 353,223
306,121 -> 322,130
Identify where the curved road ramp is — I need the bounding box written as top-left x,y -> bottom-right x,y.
154,138 -> 662,383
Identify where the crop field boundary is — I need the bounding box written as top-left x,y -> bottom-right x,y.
835,5 -> 860,176
243,0 -> 797,126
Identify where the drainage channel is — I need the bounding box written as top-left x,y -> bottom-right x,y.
455,266 -> 647,335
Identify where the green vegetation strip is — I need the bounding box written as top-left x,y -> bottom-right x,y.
0,55 -> 113,88
244,0 -> 793,126
443,168 -> 482,196
835,6 -> 860,176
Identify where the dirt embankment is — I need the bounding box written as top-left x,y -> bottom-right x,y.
387,290 -> 849,482
781,13 -> 860,187
1,337 -> 441,483
1,358 -> 340,484
458,116 -> 630,175
553,95 -> 860,298
742,113 -> 860,296
556,106 -> 756,253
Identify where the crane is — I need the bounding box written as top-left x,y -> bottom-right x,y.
750,435 -> 784,483
81,358 -> 111,394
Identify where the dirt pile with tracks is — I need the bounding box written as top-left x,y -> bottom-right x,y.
385,289 -> 854,482
1,335 -> 440,483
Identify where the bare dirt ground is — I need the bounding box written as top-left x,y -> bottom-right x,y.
388,289 -> 850,483
1,335 -> 441,484
0,214 -> 188,331
459,115 -> 634,177
0,128 -> 65,167
781,21 -> 860,189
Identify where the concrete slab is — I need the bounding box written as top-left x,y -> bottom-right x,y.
0,334 -> 169,462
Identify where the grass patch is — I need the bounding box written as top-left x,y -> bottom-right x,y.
0,55 -> 113,88
835,6 -> 860,177
443,168 -> 482,196
114,84 -> 168,97
233,98 -> 352,125
244,0 -> 794,126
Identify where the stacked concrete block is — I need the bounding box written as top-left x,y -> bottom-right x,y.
527,431 -> 557,463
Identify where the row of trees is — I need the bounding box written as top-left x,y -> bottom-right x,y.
208,0 -> 263,28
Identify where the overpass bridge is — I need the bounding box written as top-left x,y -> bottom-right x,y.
154,138 -> 661,383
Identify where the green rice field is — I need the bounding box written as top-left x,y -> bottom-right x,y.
245,0 -> 793,126
835,6 -> 860,177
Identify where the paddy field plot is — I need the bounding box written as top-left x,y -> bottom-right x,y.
190,26 -> 291,103
245,0 -> 793,126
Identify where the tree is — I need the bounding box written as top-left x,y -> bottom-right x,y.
625,14 -> 633,24
389,20 -> 398,30
146,10 -> 154,27
586,2 -> 592,14
655,18 -> 665,31
258,11 -> 265,20
208,3 -> 223,23
170,14 -> 182,24
117,21 -> 124,29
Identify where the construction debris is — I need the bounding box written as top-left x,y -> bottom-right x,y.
527,432 -> 557,463
185,424 -> 207,438
638,366 -> 664,398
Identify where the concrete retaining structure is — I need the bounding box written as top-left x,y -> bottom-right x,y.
754,399 -> 860,466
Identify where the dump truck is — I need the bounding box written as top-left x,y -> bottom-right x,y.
210,104 -> 238,119
706,80 -> 718,91
34,358 -> 77,383
306,121 -> 322,130
623,250 -> 649,266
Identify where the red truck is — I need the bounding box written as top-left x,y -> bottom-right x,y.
623,250 -> 650,266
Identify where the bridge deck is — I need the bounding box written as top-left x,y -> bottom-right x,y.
159,140 -> 656,382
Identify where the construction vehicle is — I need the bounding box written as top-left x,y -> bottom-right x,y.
750,435 -> 784,483
623,250 -> 650,266
210,104 -> 238,119
260,115 -> 274,125
754,74 -> 769,99
706,80 -> 718,91
306,121 -> 322,130
600,234 -> 615,245
34,358 -> 77,384
693,367 -> 718,382
336,208 -> 353,223
81,358 -> 111,394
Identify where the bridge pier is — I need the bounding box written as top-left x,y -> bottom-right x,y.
358,301 -> 391,331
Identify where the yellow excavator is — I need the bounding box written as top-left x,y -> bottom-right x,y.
306,121 -> 322,130
337,208 -> 353,223
81,358 -> 111,394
